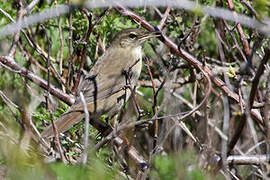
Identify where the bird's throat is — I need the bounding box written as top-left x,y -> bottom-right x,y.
130,46 -> 143,80
132,46 -> 143,64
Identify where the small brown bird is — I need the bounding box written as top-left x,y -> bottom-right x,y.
41,28 -> 157,137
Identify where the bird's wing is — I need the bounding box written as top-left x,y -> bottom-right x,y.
74,73 -> 127,105
75,48 -> 140,105
73,47 -> 136,108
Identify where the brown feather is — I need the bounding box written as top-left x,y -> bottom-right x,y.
41,111 -> 84,138
41,28 -> 154,138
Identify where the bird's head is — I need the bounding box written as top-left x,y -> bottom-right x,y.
111,28 -> 159,48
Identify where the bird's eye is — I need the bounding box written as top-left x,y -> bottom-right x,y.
129,33 -> 137,39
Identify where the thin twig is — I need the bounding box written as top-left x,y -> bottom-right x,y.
226,0 -> 251,58
8,0 -> 24,57
144,57 -> 159,148
228,47 -> 270,155
73,8 -> 109,94
80,92 -> 90,165
67,7 -> 74,93
215,24 -> 231,167
55,0 -> 64,82
25,0 -> 40,14
157,7 -> 171,30
42,25 -> 67,163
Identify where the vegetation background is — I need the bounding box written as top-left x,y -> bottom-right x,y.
0,0 -> 269,179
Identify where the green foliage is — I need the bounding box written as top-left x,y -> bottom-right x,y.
254,0 -> 270,19
151,151 -> 208,180
51,163 -> 90,180
137,86 -> 164,117
0,0 -> 16,28
232,0 -> 245,13
198,18 -> 218,57
72,10 -> 89,40
226,65 -> 237,79
199,0 -> 215,5
50,157 -> 122,180
32,102 -> 69,130
0,135 -> 123,180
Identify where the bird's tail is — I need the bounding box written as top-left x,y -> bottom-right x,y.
41,111 -> 84,138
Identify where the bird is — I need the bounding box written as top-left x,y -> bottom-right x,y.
41,28 -> 158,138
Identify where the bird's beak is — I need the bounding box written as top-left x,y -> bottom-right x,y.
138,31 -> 160,42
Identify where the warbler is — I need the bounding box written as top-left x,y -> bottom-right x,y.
41,28 -> 158,137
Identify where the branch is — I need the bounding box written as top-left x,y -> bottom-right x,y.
227,154 -> 270,165
0,56 -> 74,105
0,1 -> 270,38
114,5 -> 263,125
228,47 -> 270,155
